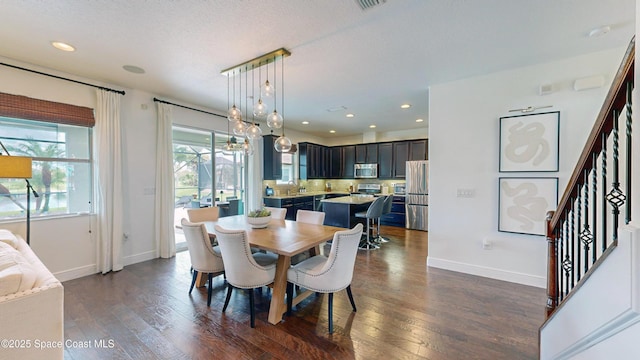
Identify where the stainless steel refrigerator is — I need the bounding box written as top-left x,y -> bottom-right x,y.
406,160 -> 428,231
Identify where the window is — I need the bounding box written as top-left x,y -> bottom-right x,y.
280,152 -> 295,183
0,117 -> 93,220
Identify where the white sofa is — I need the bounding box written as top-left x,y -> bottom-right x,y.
0,229 -> 64,360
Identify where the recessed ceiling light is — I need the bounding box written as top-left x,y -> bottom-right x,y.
401,104 -> 411,109
123,65 -> 146,74
369,125 -> 376,128
51,41 -> 75,52
588,25 -> 611,38
302,121 -> 309,125
416,118 -> 424,123
346,113 -> 355,118
329,130 -> 336,133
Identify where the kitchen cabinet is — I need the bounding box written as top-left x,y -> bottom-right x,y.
393,141 -> 409,178
263,134 -> 282,180
342,145 -> 355,178
380,195 -> 406,227
409,139 -> 428,160
264,195 -> 324,220
329,146 -> 342,178
299,142 -> 330,179
299,139 -> 426,180
329,145 -> 356,179
355,143 -> 378,164
263,197 -> 294,219
378,142 -> 393,179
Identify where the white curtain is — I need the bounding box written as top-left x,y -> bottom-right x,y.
95,90 -> 124,274
247,137 -> 264,213
155,103 -> 175,258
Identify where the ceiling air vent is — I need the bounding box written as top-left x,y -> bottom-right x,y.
355,0 -> 386,11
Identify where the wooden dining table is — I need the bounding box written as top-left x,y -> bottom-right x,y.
203,215 -> 344,325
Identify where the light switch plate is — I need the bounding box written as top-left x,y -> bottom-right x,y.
457,188 -> 475,198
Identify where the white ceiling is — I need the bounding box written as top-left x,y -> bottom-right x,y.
0,0 -> 635,138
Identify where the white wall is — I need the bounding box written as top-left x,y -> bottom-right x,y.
427,47 -> 627,287
0,57 -> 335,280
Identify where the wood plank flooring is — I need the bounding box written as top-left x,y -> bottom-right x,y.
62,227 -> 546,359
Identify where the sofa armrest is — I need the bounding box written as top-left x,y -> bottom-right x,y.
0,282 -> 64,360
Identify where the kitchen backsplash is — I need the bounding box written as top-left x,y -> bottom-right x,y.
263,179 -> 403,195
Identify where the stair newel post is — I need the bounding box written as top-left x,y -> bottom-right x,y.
546,210 -> 558,318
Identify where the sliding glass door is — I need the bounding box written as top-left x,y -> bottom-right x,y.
172,126 -> 246,251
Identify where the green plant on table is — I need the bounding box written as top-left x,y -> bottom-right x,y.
248,208 -> 271,217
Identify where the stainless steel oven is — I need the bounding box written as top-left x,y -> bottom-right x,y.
355,163 -> 378,178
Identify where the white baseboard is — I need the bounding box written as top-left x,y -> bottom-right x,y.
53,251 -> 158,282
54,264 -> 98,282
426,256 -> 546,288
123,250 -> 157,266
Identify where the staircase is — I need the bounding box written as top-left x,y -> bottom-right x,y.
539,38 -> 640,359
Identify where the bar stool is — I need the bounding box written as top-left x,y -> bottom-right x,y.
376,195 -> 393,244
355,196 -> 385,250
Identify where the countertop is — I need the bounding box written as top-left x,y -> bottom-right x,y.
320,195 -> 376,205
263,191 -> 349,200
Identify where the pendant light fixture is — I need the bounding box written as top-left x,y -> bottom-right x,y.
261,57 -> 275,99
266,55 -> 283,129
220,48 -> 290,152
227,69 -> 242,122
274,55 -> 292,153
253,63 -> 268,119
245,64 -> 263,140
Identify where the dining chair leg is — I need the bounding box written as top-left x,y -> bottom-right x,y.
249,288 -> 255,328
286,282 -> 293,316
207,273 -> 213,306
346,285 -> 357,312
189,270 -> 198,294
328,292 -> 334,334
222,284 -> 233,312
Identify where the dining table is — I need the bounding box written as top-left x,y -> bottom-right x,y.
203,214 -> 344,325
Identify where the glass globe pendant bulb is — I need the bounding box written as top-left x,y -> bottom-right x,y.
274,135 -> 292,153
242,139 -> 254,156
232,120 -> 246,136
253,98 -> 268,118
261,80 -> 275,98
227,104 -> 242,122
266,110 -> 283,129
245,123 -> 262,140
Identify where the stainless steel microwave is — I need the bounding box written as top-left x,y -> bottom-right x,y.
355,163 -> 378,178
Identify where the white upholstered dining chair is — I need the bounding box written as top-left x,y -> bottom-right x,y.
187,206 -> 220,223
265,206 -> 287,220
291,210 -> 326,264
213,225 -> 278,328
181,218 -> 225,306
295,209 -> 325,225
286,223 -> 363,333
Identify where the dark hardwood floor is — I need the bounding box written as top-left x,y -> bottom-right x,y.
63,227 -> 546,359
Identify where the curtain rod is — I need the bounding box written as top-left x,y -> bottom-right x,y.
0,62 -> 125,95
153,97 -> 259,125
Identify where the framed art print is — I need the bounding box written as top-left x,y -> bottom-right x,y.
498,177 -> 558,236
499,111 -> 560,172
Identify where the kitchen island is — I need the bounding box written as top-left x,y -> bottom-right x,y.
263,192 -> 348,220
320,195 -> 375,228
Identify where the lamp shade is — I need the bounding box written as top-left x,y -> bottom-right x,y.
0,156 -> 32,178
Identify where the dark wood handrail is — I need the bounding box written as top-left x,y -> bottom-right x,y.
550,38 -> 635,228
